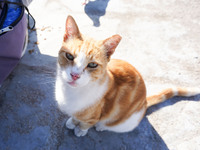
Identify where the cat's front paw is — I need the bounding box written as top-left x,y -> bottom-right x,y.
66,117 -> 76,129
95,123 -> 106,132
74,127 -> 88,137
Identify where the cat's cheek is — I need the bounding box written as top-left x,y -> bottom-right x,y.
60,68 -> 72,82
76,72 -> 91,87
89,68 -> 104,82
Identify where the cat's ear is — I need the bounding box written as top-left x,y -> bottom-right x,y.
64,15 -> 81,41
103,34 -> 122,58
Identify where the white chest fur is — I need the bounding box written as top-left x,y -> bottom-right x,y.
55,76 -> 108,116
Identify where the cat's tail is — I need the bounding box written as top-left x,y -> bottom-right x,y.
147,87 -> 200,107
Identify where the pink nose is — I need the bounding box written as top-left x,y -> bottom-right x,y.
70,73 -> 80,80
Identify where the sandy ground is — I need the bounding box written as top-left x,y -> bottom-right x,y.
0,0 -> 200,149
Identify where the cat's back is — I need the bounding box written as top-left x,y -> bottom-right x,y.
107,59 -> 143,86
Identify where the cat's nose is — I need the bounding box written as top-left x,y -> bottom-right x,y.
70,73 -> 80,81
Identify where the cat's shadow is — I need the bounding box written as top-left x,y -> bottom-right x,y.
60,117 -> 169,150
84,0 -> 110,27
146,95 -> 200,116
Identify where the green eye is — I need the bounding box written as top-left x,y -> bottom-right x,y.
87,62 -> 98,68
65,53 -> 74,61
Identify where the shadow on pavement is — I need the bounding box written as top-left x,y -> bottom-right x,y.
84,0 -> 110,27
59,116 -> 169,150
147,95 -> 200,116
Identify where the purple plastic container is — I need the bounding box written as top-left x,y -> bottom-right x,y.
0,0 -> 27,85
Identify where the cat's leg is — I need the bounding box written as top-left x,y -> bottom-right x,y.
74,122 -> 90,137
74,121 -> 97,137
66,117 -> 89,137
95,122 -> 107,132
66,117 -> 79,129
74,126 -> 88,137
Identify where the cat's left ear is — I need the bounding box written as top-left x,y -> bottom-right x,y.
103,34 -> 122,58
64,15 -> 81,41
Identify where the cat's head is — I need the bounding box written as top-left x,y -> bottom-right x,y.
58,15 -> 121,88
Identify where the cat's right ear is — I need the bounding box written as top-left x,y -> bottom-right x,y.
64,15 -> 81,41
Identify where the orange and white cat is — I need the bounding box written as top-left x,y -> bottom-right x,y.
55,15 -> 200,137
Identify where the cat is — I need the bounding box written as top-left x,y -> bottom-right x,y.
55,15 -> 200,137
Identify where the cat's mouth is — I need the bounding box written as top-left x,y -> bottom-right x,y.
67,81 -> 77,87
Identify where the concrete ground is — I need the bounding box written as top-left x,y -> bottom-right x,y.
0,0 -> 200,149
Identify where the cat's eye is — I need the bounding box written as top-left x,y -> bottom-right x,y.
65,53 -> 74,61
87,62 -> 98,68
